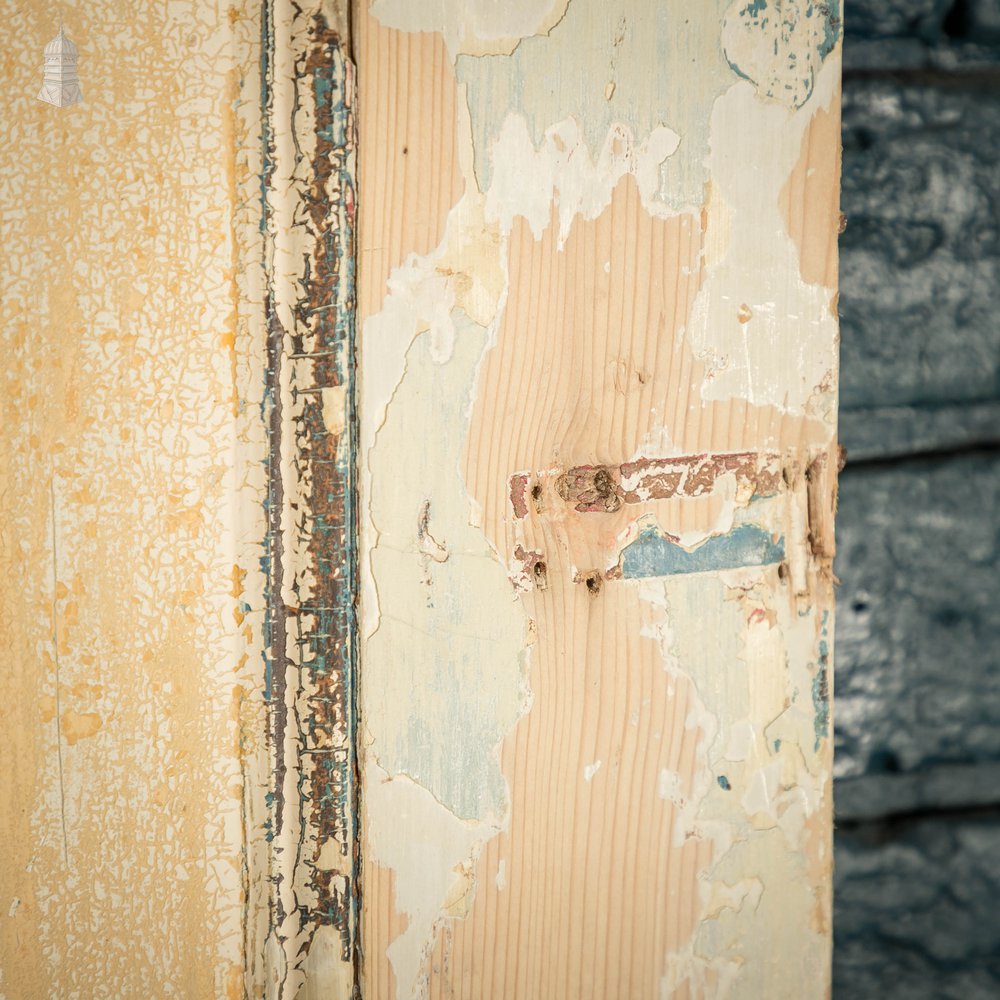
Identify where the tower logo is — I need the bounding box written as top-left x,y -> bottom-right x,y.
37,24 -> 83,108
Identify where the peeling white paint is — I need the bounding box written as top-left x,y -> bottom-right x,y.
365,761 -> 500,1000
458,0 -> 738,209
485,114 -> 680,242
362,311 -> 531,993
636,557 -> 829,995
365,316 -> 529,823
657,768 -> 683,803
371,0 -> 572,59
686,57 -> 840,414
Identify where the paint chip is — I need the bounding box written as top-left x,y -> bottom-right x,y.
417,500 -> 449,563
657,768 -> 683,803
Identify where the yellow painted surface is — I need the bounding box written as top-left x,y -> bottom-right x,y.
0,3 -> 270,996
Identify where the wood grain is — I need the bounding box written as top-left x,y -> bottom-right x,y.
780,85 -> 842,292
356,2 -> 840,996
357,10 -> 465,319
424,589 -> 715,1000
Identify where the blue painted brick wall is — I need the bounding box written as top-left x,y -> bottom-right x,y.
835,2 -> 1000,996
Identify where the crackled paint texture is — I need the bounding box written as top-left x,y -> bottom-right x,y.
0,2 -> 270,997
1,1 -> 358,997
359,0 -> 840,996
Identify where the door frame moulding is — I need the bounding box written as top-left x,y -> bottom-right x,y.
258,1 -> 360,994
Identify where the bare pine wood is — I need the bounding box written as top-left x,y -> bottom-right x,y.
356,2 -> 841,997
357,13 -> 465,327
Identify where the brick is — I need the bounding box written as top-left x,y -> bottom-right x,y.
949,0 -> 1000,43
833,452 -> 1000,779
835,760 -> 1000,820
839,400 -> 1000,460
844,0 -> 953,40
835,812 -> 1000,998
839,78 -> 1000,412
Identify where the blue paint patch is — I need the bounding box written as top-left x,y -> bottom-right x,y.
718,775 -> 732,791
620,523 -> 784,580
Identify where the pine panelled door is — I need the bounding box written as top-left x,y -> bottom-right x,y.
0,1 -> 841,998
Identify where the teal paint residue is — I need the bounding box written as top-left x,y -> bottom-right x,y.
723,0 -> 841,109
718,775 -> 732,791
812,668 -> 829,749
816,1 -> 842,60
259,19 -> 360,950
621,523 -> 784,580
812,608 -> 831,748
